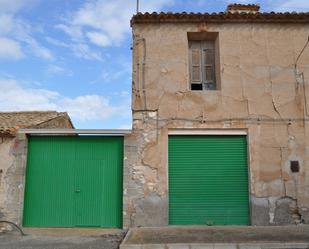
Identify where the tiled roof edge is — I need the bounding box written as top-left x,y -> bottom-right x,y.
131,12 -> 309,25
0,111 -> 74,136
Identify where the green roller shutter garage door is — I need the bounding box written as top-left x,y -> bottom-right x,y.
168,135 -> 249,225
23,136 -> 123,228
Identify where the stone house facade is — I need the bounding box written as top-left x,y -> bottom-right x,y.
1,4 -> 309,230
124,4 -> 309,227
0,111 -> 73,224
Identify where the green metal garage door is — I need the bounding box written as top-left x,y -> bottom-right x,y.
23,136 -> 123,228
168,135 -> 249,225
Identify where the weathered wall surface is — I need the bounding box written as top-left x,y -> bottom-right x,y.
0,137 -> 15,220
0,118 -> 73,227
124,22 -> 309,227
0,134 -> 27,226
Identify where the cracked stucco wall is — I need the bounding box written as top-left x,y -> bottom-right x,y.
124,22 -> 309,227
0,134 -> 27,226
0,118 -> 73,227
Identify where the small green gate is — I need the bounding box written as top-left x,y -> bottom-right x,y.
23,136 -> 123,228
168,135 -> 249,225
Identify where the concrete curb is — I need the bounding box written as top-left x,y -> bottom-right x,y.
120,242 -> 309,249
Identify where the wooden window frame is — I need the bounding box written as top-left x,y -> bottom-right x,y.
188,32 -> 221,91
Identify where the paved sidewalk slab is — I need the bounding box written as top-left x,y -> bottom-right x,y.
120,226 -> 309,249
122,243 -> 309,249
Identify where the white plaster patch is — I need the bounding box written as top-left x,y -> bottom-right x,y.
148,112 -> 157,118
269,197 -> 279,224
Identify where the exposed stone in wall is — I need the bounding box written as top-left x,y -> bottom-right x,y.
6,134 -> 27,225
0,117 -> 73,227
124,111 -> 309,226
299,207 -> 309,224
0,133 -> 27,229
125,22 -> 309,227
123,133 -> 141,228
124,110 -> 170,228
134,193 -> 167,227
0,138 -> 13,225
274,197 -> 301,225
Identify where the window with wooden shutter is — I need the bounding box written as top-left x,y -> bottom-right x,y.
203,47 -> 216,90
191,49 -> 202,83
189,39 -> 217,90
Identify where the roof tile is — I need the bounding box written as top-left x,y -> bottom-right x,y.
0,111 -> 72,136
131,11 -> 309,25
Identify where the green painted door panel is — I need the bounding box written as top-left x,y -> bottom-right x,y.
74,159 -> 104,227
74,137 -> 123,228
23,136 -> 123,228
168,135 -> 249,225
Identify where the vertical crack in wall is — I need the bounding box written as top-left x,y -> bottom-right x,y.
271,81 -> 283,119
128,23 -> 309,227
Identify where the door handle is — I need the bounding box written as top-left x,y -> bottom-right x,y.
74,189 -> 81,193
